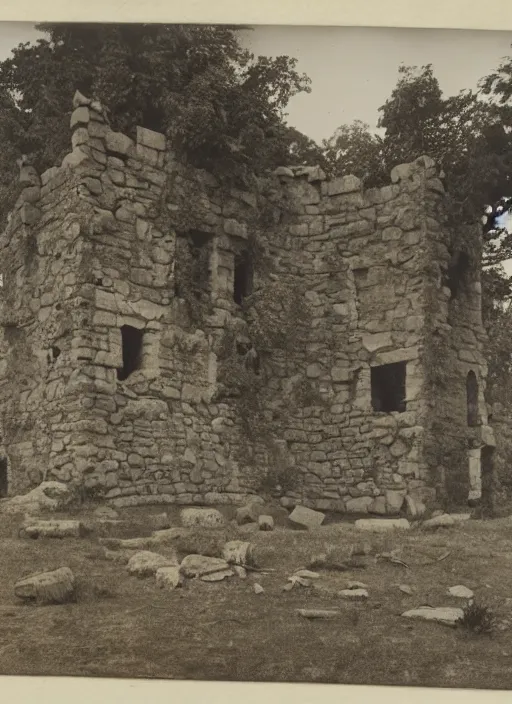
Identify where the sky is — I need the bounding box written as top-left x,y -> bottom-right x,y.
1,23 -> 512,143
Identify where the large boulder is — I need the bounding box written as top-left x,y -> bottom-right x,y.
2,482 -> 74,515
14,567 -> 75,604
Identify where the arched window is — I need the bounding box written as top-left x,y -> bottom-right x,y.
466,370 -> 479,427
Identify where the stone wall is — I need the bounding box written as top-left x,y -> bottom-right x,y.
0,91 -> 492,513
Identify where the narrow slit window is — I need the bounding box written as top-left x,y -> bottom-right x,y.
466,370 -> 479,426
0,458 -> 7,498
371,362 -> 407,413
446,251 -> 470,299
117,325 -> 143,381
233,250 -> 253,305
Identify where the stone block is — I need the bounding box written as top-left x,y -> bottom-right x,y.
355,518 -> 410,532
323,175 -> 361,196
289,504 -> 325,529
70,106 -> 90,129
421,514 -> 455,530
15,567 -> 75,604
345,496 -> 373,513
180,507 -> 226,528
258,515 -> 274,531
401,606 -> 462,627
180,554 -> 230,578
155,566 -> 182,590
385,489 -> 406,515
105,130 -> 134,156
20,519 -> 85,539
127,551 -> 178,577
137,126 -> 166,151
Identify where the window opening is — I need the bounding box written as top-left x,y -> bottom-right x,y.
371,361 -> 407,413
117,325 -> 143,381
233,249 -> 253,305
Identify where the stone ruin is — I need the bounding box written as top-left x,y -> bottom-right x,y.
0,91 -> 496,515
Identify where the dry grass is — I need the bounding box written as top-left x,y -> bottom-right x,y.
0,506 -> 512,688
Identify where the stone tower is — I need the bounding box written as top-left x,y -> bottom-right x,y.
0,92 -> 494,514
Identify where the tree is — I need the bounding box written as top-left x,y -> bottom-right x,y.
322,120 -> 386,185
0,23 -> 312,210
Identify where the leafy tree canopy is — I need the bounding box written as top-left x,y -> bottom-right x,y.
0,22 -> 314,199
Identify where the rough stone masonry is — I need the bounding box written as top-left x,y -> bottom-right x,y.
0,91 -> 496,514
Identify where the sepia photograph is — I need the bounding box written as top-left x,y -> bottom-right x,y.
0,13 -> 512,697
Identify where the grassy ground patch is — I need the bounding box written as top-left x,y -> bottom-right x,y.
0,506 -> 512,689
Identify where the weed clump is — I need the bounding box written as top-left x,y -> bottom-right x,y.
457,600 -> 497,635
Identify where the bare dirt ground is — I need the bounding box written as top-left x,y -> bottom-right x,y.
1,505 -> 512,690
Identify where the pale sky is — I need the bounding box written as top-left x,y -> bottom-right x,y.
1,23 -> 512,143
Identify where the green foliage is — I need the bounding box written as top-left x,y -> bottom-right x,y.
322,119 -> 387,186
0,23 -> 312,201
242,275 -> 310,354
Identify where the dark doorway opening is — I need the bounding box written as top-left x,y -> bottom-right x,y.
117,325 -> 143,381
371,362 -> 407,413
233,250 -> 253,305
0,458 -> 7,498
480,445 -> 495,517
466,370 -> 479,426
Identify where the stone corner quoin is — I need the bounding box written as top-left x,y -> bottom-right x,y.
0,89 -> 493,516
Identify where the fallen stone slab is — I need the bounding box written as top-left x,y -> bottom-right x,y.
355,518 -> 410,532
102,536 -> 154,550
258,515 -> 274,531
297,609 -> 341,619
294,569 -> 321,580
2,482 -> 74,515
421,514 -> 455,530
289,505 -> 325,529
15,567 -> 75,604
339,588 -> 369,600
127,551 -> 179,577
20,519 -> 85,539
222,540 -> 254,566
253,583 -> 264,594
180,554 -> 231,579
399,584 -> 414,595
201,568 -> 234,582
155,566 -> 183,590
346,581 -> 368,590
402,606 -> 463,627
180,508 -> 225,528
448,585 -> 474,599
